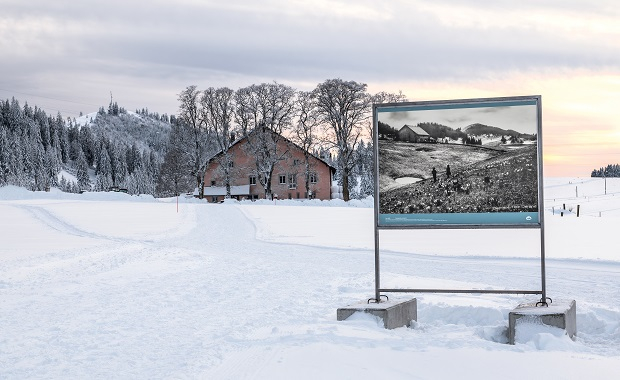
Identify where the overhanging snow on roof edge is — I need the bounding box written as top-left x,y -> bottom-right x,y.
202,185 -> 251,196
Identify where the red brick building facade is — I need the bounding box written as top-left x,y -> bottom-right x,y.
203,132 -> 335,202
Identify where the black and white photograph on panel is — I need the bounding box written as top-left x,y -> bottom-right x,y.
376,97 -> 541,226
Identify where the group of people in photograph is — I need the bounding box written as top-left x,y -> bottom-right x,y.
432,165 -> 451,182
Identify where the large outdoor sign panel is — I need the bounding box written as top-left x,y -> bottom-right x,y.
374,96 -> 542,228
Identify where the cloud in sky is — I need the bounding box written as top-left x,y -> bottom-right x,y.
1,0 -> 619,175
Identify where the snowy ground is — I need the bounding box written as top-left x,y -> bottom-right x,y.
1,178 -> 620,379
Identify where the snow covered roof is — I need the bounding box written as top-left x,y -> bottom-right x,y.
201,185 -> 251,196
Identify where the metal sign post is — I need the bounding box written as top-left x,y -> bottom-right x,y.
372,95 -> 547,303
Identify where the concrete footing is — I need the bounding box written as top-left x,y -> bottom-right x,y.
508,299 -> 576,344
337,298 -> 417,329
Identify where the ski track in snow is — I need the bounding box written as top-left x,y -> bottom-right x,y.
19,204 -> 103,239
2,184 -> 620,378
1,202 -> 375,378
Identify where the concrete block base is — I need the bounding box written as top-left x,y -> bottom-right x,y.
337,298 -> 417,329
508,299 -> 576,344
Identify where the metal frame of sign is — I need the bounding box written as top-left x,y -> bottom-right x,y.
372,95 -> 546,303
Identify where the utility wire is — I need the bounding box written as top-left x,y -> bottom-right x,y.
0,87 -> 106,117
0,87 -> 101,108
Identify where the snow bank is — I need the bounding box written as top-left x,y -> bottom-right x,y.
2,178 -> 620,378
514,317 -> 575,349
0,185 -> 158,203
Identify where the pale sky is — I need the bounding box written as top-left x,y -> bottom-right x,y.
1,0 -> 619,176
380,101 -> 539,135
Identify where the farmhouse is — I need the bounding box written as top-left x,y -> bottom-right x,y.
397,124 -> 432,143
202,129 -> 336,202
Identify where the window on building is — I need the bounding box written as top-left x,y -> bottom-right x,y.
288,174 -> 297,189
293,159 -> 300,166
309,173 -> 317,183
279,175 -> 286,185
249,175 -> 256,185
211,180 -> 216,186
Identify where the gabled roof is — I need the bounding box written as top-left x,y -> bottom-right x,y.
206,127 -> 337,173
400,124 -> 430,136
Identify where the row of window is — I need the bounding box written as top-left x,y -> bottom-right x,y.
211,173 -> 318,188
248,173 -> 317,186
211,192 -> 314,202
229,159 -> 303,168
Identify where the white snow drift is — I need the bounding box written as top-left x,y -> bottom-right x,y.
1,178 -> 620,379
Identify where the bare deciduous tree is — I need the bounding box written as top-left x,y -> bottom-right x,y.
291,90 -> 321,198
201,87 -> 236,198
313,79 -> 371,201
235,82 -> 296,199
369,91 -> 408,141
177,85 -> 213,198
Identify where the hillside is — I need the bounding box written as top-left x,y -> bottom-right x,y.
79,110 -> 171,153
378,141 -> 504,191
409,122 -> 535,142
416,122 -> 467,141
463,123 -> 536,140
0,97 -> 177,195
379,141 -> 538,213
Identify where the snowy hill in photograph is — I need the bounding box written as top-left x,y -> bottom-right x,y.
1,178 -> 620,379
462,123 -> 535,140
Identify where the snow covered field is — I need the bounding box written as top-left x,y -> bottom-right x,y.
1,178 -> 620,379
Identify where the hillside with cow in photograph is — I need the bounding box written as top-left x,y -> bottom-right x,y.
378,140 -> 538,214
377,98 -> 540,215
